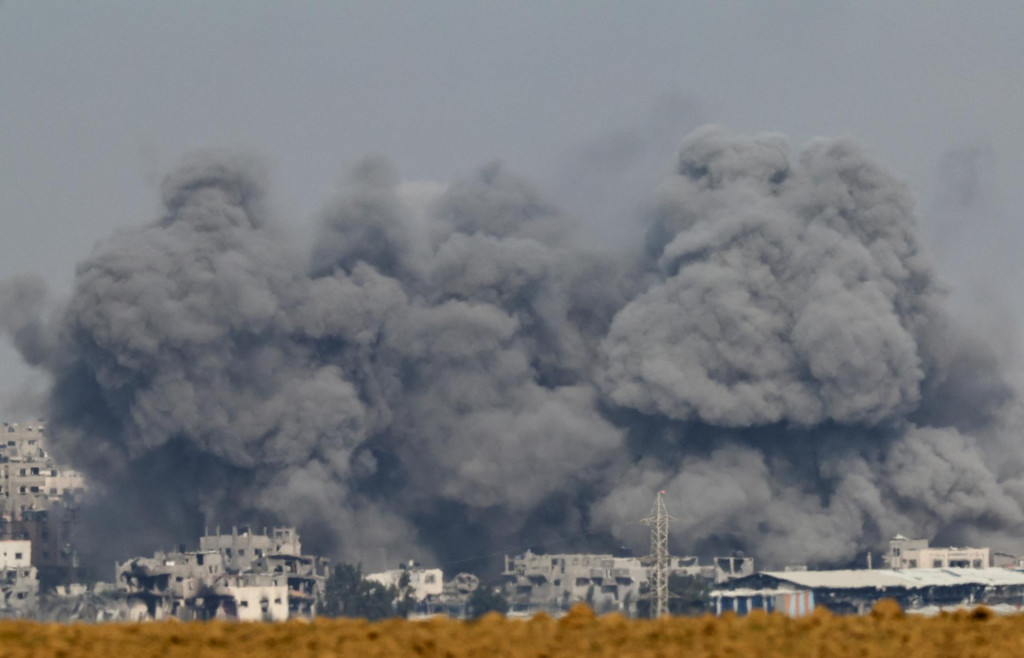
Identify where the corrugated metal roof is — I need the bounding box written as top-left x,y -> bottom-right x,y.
710,587 -> 803,597
758,568 -> 1024,590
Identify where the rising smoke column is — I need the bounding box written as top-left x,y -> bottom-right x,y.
4,126 -> 1024,570
592,127 -> 1024,563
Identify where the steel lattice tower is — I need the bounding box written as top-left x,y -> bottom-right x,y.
641,489 -> 675,617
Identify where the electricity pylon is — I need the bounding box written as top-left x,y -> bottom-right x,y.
640,489 -> 675,617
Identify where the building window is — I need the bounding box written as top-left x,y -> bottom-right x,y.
49,488 -> 57,495
18,469 -> 26,476
933,560 -> 943,567
30,486 -> 39,493
908,560 -> 917,567
51,470 -> 57,477
30,467 -> 39,475
14,553 -> 22,560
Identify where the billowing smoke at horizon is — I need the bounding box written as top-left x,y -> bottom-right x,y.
4,125 -> 1024,572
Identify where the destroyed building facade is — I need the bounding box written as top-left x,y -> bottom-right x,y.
366,562 -> 444,602
502,550 -> 750,615
0,538 -> 38,616
116,525 -> 328,621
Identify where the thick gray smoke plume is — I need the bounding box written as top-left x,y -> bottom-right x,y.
5,126 -> 1024,570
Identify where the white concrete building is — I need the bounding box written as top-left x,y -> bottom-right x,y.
222,582 -> 289,622
0,539 -> 38,615
886,535 -> 990,569
366,564 -> 444,601
0,539 -> 30,569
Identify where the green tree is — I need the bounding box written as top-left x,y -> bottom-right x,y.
636,574 -> 711,618
395,570 -> 416,618
323,562 -> 402,620
467,586 -> 509,618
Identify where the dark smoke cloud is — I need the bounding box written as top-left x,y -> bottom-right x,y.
5,125 -> 1024,571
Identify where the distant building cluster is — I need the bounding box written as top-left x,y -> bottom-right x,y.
6,420 -> 1024,621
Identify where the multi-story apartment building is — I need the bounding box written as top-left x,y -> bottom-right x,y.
0,421 -> 86,579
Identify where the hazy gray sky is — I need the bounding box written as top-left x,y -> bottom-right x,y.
2,1 -> 1023,413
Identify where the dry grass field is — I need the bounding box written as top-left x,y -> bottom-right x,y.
0,601 -> 1020,657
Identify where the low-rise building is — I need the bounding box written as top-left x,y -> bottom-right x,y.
366,562 -> 444,602
0,539 -> 38,616
712,568 -> 1024,616
502,551 -> 730,615
885,535 -> 990,569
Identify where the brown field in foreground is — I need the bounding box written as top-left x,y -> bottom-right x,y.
0,601 -> 1020,657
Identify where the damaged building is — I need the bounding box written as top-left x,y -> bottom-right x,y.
0,538 -> 38,617
363,562 -> 488,619
366,562 -> 444,603
0,421 -> 86,584
885,534 -> 991,569
502,550 -> 752,615
712,568 -> 1024,617
116,526 -> 328,621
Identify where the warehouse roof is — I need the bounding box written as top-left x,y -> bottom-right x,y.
750,568 -> 1024,590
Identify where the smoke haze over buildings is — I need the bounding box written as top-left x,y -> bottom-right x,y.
3,124 -> 1024,573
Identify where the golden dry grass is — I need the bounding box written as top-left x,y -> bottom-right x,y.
0,601 -> 1020,657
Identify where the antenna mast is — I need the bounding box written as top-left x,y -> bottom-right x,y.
641,489 -> 675,617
